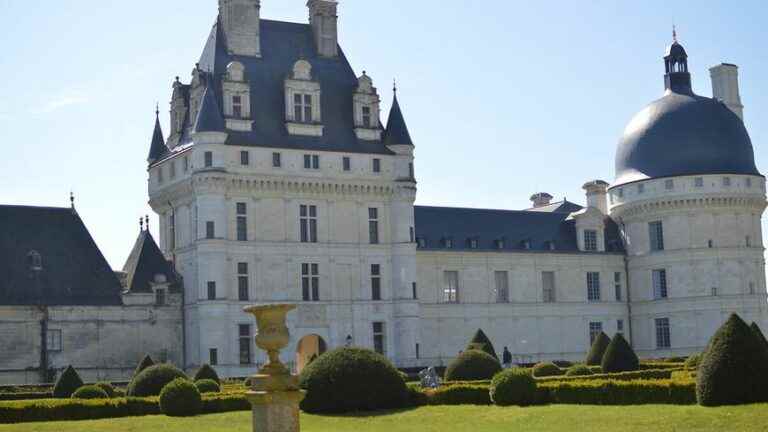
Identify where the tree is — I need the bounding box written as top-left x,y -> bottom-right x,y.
466,329 -> 498,360
53,365 -> 84,398
585,332 -> 611,366
750,322 -> 768,354
601,333 -> 639,373
133,354 -> 155,378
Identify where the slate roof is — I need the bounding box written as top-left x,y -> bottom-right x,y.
122,230 -> 181,294
525,200 -> 583,214
0,206 -> 124,306
194,81 -> 226,133
383,93 -> 414,146
414,205 -> 624,253
148,112 -> 168,163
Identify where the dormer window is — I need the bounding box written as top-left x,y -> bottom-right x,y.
467,238 -> 479,249
294,94 -> 313,123
353,72 -> 382,140
442,237 -> 454,249
285,60 -> 323,137
520,240 -> 531,250
223,61 -> 251,131
417,238 -> 427,248
362,106 -> 372,128
27,250 -> 43,271
232,96 -> 243,118
495,238 -> 506,250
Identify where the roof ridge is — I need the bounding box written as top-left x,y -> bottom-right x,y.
0,204 -> 72,211
415,205 -> 567,215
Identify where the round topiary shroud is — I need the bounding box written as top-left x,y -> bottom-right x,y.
159,378 -> 202,417
53,366 -> 85,399
128,363 -> 187,397
299,347 -> 408,414
71,385 -> 109,400
193,364 -> 221,385
490,369 -> 537,406
195,378 -> 221,394
444,350 -> 502,382
532,362 -> 563,378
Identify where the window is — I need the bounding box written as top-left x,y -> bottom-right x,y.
155,288 -> 166,306
207,281 -> 217,300
362,106 -> 372,128
183,156 -> 189,172
443,271 -> 459,303
209,348 -> 218,366
169,214 -> 176,250
649,221 -> 664,251
304,154 -> 320,169
617,319 -> 624,335
638,183 -> 645,194
468,238 -> 479,249
409,163 -> 414,178
206,221 -> 215,239
617,188 -> 624,198
711,287 -> 718,297
236,203 -> 248,242
238,262 -> 249,301
371,264 -> 382,301
368,208 -> 380,244
239,324 -> 252,364
240,151 -> 250,166
749,282 -> 756,295
589,322 -> 603,345
301,263 -> 320,301
723,177 -> 732,187
232,95 -> 243,118
158,166 -> 164,183
652,269 -> 668,299
665,179 -> 674,190
746,178 -> 753,188
294,93 -> 313,123
412,282 -> 418,300
495,239 -> 506,250
655,318 -> 671,349
373,158 -> 381,173
300,205 -> 318,243
372,322 -> 386,355
495,271 -> 509,303
417,238 -> 426,248
614,272 -> 622,301
587,272 -> 601,302
542,271 -> 556,303
442,238 -> 454,249
416,343 -> 420,359
694,177 -> 704,187
584,230 -> 598,251
410,227 -> 415,243
46,329 -> 62,352
746,236 -> 752,247
343,156 -> 351,171
272,152 -> 281,168
204,151 -> 213,168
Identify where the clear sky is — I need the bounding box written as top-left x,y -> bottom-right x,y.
1,0 -> 767,269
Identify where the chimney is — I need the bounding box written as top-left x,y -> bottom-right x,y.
710,63 -> 744,120
530,192 -> 553,208
582,180 -> 609,214
308,0 -> 339,57
219,0 -> 261,57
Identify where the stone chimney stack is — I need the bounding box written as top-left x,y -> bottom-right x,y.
530,192 -> 553,208
710,63 -> 744,120
307,0 -> 339,57
219,0 -> 261,57
582,180 -> 609,214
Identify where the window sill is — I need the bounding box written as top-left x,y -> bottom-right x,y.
286,122 -> 324,137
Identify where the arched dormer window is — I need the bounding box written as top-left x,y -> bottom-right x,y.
285,60 -> 323,136
27,250 -> 42,271
353,72 -> 382,140
222,61 -> 252,131
227,61 -> 245,82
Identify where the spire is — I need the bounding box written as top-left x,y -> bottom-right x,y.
194,80 -> 226,133
382,87 -> 414,147
147,107 -> 168,164
672,24 -> 677,43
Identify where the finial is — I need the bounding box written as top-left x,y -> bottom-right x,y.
155,102 -> 159,118
145,215 -> 150,231
393,78 -> 397,94
140,217 -> 144,232
672,24 -> 677,43
69,191 -> 75,209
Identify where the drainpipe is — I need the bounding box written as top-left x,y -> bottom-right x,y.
620,221 -> 634,346
34,268 -> 49,383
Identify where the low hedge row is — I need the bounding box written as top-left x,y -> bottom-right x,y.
422,385 -> 491,405
539,379 -> 696,405
638,362 -> 683,370
0,392 -> 52,401
537,368 -> 679,383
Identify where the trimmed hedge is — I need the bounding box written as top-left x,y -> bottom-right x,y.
193,364 -> 221,385
0,392 -> 52,401
466,329 -> 498,360
53,366 -> 84,399
601,334 -> 639,373
751,322 -> 768,353
565,365 -> 593,377
490,369 -> 537,406
423,384 -> 491,405
128,364 -> 187,397
540,379 -> 696,405
71,385 -> 109,400
95,382 -> 116,398
639,362 -> 685,370
159,379 -> 201,417
684,354 -> 701,370
537,368 -> 678,383
444,350 -> 502,381
195,379 -> 221,394
532,362 -> 563,378
585,332 -> 611,366
133,355 -> 155,378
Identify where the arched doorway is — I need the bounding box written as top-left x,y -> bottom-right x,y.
296,334 -> 327,373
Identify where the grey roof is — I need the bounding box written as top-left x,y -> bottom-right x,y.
122,230 -> 181,294
383,93 -> 413,146
194,80 -> 226,133
0,206 -> 124,306
193,18 -> 394,155
414,206 -> 624,253
526,200 -> 583,214
148,113 -> 168,163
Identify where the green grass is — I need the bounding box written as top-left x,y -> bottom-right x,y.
4,404 -> 768,432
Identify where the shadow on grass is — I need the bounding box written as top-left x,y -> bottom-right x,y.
307,406 -> 422,418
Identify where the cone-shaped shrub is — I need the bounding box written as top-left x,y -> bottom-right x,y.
750,322 -> 768,354
466,329 -> 498,360
585,332 -> 611,366
697,314 -> 768,406
444,349 -> 502,381
53,366 -> 84,398
128,363 -> 187,397
193,363 -> 220,385
601,333 -> 639,373
133,354 -> 155,378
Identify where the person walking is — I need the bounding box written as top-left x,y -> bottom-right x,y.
502,346 -> 512,368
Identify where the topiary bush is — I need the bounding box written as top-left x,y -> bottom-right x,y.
565,365 -> 593,377
195,379 -> 221,394
532,362 -> 563,378
128,363 -> 187,397
697,314 -> 768,406
133,355 -> 155,378
71,385 -> 109,400
53,366 -> 84,399
750,322 -> 768,354
601,334 -> 639,373
444,350 -> 502,382
490,368 -> 537,406
193,364 -> 220,385
159,378 -> 202,417
466,329 -> 498,360
94,382 -> 115,398
585,332 -> 611,366
684,353 -> 701,370
299,347 -> 407,413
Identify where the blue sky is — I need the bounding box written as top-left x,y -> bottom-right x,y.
1,0 -> 767,268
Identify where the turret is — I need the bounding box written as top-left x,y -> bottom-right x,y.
147,108 -> 168,164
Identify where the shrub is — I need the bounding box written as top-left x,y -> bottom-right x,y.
466,329 -> 498,360
697,314 -> 768,406
444,350 -> 502,381
750,322 -> 768,353
159,378 -> 202,417
195,379 -> 220,394
601,334 -> 639,373
585,332 -> 611,366
565,365 -> 593,377
425,384 -> 491,405
532,362 -> 563,378
538,368 -> 676,383
490,369 -> 537,406
71,385 -> 109,400
541,378 -> 695,405
94,382 -> 115,398
398,370 -> 409,382
299,347 -> 407,413
552,360 -> 574,368
193,364 -> 221,385
128,364 -> 187,397
133,355 -> 155,378
53,366 -> 84,399
684,353 -> 701,370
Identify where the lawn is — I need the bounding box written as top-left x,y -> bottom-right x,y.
4,404 -> 768,432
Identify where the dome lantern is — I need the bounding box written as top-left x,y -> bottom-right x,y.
664,28 -> 692,94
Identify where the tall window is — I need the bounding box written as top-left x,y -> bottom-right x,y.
371,264 -> 382,301
410,227 -> 415,243
372,158 -> 381,173
46,329 -> 62,352
240,151 -> 250,166
204,151 -> 213,168
589,322 -> 603,345
372,322 -> 386,355
300,205 -> 318,243
239,324 -> 252,364
272,152 -> 281,168
584,230 -> 598,251
304,154 -> 320,169
617,319 -> 624,335
649,221 -> 665,251
232,95 -> 243,118
169,214 -> 176,251
694,177 -> 704,187
206,221 -> 215,239
587,272 -> 601,302
542,271 -> 556,303
665,179 -> 674,190
409,162 -> 414,178
412,282 -> 418,300
495,271 -> 509,303
652,269 -> 668,299
294,94 -> 313,123
442,271 -> 459,303
655,318 -> 671,349
207,281 -> 217,300
368,208 -> 380,244
209,348 -> 218,366
236,203 -> 248,242
343,156 -> 351,171
302,263 -> 320,301
155,288 -> 166,306
362,106 -> 372,128
238,262 -> 249,301
614,272 -> 622,301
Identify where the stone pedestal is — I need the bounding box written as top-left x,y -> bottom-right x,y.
247,390 -> 305,432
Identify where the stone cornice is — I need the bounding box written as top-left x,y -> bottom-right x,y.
612,194 -> 766,219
